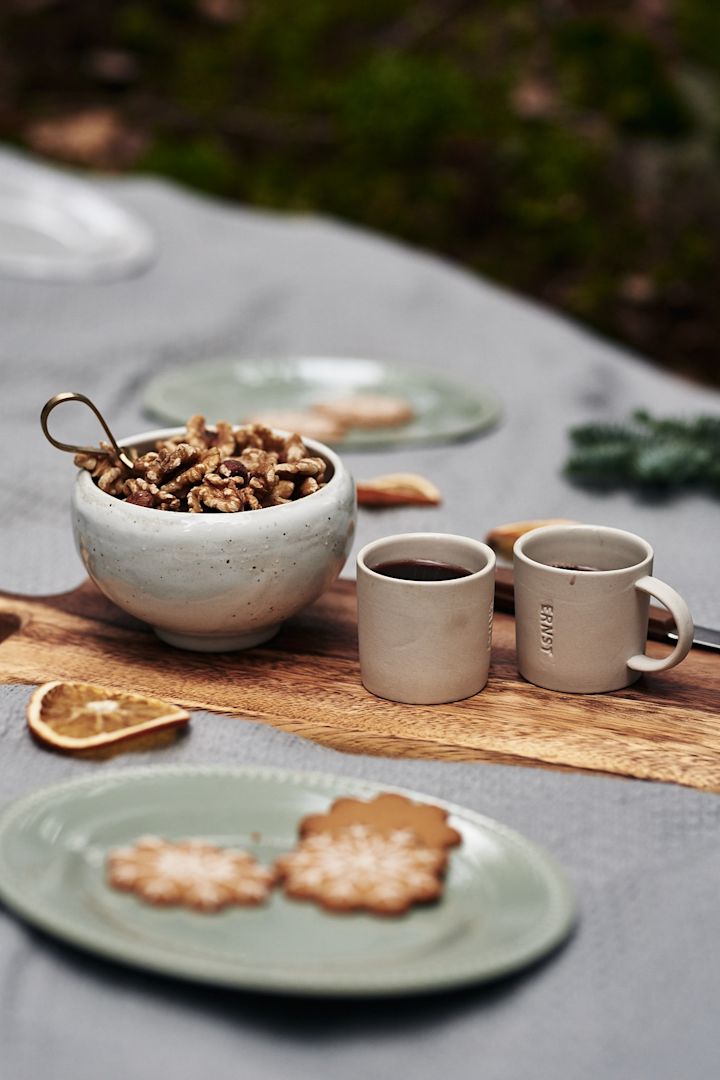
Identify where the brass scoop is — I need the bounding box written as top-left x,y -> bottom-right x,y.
40,392 -> 135,470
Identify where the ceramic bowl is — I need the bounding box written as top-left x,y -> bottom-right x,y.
72,427 -> 356,651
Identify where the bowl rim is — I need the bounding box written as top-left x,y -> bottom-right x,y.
74,425 -> 352,521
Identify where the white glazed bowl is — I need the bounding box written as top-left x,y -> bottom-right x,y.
72,427 -> 356,651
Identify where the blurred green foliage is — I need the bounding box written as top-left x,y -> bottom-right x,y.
2,0 -> 719,385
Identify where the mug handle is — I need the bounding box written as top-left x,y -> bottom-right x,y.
627,576 -> 694,673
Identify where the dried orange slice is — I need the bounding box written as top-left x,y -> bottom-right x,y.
27,681 -> 190,752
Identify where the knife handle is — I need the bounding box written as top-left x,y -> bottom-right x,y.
494,566 -> 676,641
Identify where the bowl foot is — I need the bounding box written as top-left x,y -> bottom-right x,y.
153,624 -> 281,652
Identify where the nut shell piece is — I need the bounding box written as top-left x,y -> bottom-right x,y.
356,473 -> 441,507
485,518 -> 578,563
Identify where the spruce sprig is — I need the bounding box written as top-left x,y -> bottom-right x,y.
565,410 -> 720,493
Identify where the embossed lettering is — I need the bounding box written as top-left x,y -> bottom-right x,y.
539,602 -> 554,655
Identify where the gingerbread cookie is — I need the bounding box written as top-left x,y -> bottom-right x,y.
107,836 -> 275,912
315,394 -> 414,429
299,792 -> 462,850
245,408 -> 346,444
275,824 -> 447,914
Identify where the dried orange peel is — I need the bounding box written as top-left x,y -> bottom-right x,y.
27,681 -> 190,752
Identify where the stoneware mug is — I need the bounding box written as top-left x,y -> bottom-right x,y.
357,532 -> 496,704
513,524 -> 694,693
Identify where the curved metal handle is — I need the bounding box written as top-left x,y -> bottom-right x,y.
627,576 -> 694,674
40,392 -> 134,469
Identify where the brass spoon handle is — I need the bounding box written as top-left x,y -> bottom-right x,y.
40,392 -> 135,470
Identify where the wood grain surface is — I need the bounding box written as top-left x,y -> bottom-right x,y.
1,579 -> 719,791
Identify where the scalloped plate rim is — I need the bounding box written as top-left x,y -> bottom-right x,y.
141,355 -> 501,450
0,764 -> 575,997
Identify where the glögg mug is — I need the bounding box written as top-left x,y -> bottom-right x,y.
357,533 -> 496,704
513,524 -> 694,693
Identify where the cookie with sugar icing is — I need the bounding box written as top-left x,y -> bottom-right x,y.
299,792 -> 462,850
245,408 -> 345,443
276,824 -> 447,914
107,836 -> 275,912
314,393 -> 413,429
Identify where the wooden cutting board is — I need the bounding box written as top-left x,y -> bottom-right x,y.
1,579 -> 719,791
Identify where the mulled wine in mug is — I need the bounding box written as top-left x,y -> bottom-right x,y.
513,524 -> 694,693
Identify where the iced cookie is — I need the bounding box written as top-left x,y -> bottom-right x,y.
315,394 -> 414,429
299,792 -> 462,850
245,409 -> 346,443
276,824 -> 447,915
107,836 -> 275,911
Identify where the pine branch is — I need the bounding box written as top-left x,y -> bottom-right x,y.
565,411 -> 720,494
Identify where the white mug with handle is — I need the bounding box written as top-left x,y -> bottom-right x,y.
513,524 -> 694,693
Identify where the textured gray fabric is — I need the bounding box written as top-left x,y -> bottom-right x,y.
0,157 -> 719,1078
0,686 -> 719,1080
1,163 -> 720,620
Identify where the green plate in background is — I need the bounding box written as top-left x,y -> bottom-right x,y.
0,766 -> 575,996
142,356 -> 501,449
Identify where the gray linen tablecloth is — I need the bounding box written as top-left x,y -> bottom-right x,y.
1,161 -> 720,1079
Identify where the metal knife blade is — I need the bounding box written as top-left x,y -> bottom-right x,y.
494,566 -> 720,652
668,625 -> 720,652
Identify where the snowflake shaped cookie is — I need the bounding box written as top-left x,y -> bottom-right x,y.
275,824 -> 447,915
107,836 -> 275,912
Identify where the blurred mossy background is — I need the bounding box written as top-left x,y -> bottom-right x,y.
3,0 -> 720,385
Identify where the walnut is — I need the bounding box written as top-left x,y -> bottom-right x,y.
134,443 -> 199,485
272,480 -> 295,501
123,477 -> 181,511
233,424 -> 270,452
281,433 -> 306,464
75,442 -> 131,496
239,448 -> 277,490
74,451 -> 101,472
160,449 -> 220,496
208,421 -> 235,458
275,457 -> 326,480
97,465 -> 127,495
185,414 -> 210,450
157,493 -> 182,511
238,487 -> 262,511
124,477 -> 158,506
203,471 -> 228,488
187,482 -> 242,513
84,415 -> 325,513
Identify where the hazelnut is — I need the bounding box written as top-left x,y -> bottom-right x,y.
219,458 -> 249,482
126,490 -> 155,508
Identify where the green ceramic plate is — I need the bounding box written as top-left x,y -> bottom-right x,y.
0,766 -> 575,996
142,356 -> 501,449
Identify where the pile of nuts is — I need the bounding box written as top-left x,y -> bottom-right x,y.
74,415 -> 328,512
